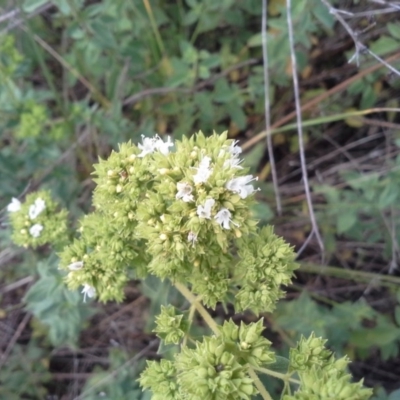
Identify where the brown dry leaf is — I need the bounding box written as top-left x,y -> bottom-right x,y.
273,133 -> 286,145
156,117 -> 168,134
301,65 -> 313,79
344,109 -> 364,128
268,0 -> 285,16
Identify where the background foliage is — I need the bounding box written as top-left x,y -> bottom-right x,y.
1,0 -> 400,398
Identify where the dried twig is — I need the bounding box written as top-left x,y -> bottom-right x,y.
0,313 -> 31,371
286,0 -> 325,257
123,59 -> 258,106
321,0 -> 400,76
262,0 -> 282,215
74,339 -> 158,399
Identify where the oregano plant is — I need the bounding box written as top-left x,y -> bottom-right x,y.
7,132 -> 372,399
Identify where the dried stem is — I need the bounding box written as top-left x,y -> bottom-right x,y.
262,0 -> 282,215
286,0 -> 325,256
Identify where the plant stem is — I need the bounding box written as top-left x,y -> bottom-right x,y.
174,282 -> 220,335
248,366 -> 273,400
253,366 -> 301,385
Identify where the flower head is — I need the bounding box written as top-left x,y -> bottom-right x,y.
193,156 -> 212,184
29,198 -> 46,220
226,175 -> 258,199
176,182 -> 194,202
29,223 -> 43,238
196,198 -> 215,219
214,207 -> 238,229
82,284 -> 96,302
7,197 -> 21,213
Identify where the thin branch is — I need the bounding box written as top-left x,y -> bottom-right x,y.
321,0 -> 400,76
123,59 -> 258,106
74,339 -> 159,400
286,0 -> 325,256
262,0 -> 282,215
0,313 -> 31,371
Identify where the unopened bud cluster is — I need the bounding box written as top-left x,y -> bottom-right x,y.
283,333 -> 372,400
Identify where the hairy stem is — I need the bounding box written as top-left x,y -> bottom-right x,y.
174,281 -> 220,335
248,366 -> 273,400
254,365 -> 301,385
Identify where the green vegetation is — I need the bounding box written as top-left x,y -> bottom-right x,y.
1,0 -> 400,398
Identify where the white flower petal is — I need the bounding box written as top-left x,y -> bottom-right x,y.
138,135 -> 174,157
196,198 -> 215,219
155,135 -> 174,155
193,156 -> 213,184
68,261 -> 84,271
214,208 -> 235,229
226,175 -> 258,199
7,197 -> 21,213
29,224 -> 43,238
29,198 -> 46,220
82,284 -> 96,302
188,231 -> 198,245
176,182 -> 194,202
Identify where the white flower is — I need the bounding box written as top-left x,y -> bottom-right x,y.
223,157 -> 243,169
29,224 -> 43,238
155,135 -> 174,155
29,198 -> 46,220
226,175 -> 258,199
7,197 -> 21,212
138,134 -> 174,157
82,284 -> 96,302
176,182 -> 194,202
214,208 -> 238,229
188,231 -> 198,245
138,135 -> 157,157
68,261 -> 84,271
193,156 -> 213,184
228,140 -> 242,156
197,198 -> 215,219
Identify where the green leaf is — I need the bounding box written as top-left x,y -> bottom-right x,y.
267,356 -> 289,373
378,184 -> 400,209
336,211 -> 357,234
388,23 -> 400,40
22,0 -> 48,13
213,78 -> 233,103
370,36 -> 400,56
389,389 -> 400,400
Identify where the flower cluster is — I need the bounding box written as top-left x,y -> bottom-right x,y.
234,226 -> 298,314
140,319 -> 274,400
6,190 -> 68,249
284,334 -> 373,400
60,132 -> 262,305
153,305 -> 189,345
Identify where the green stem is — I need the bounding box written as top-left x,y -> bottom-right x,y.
253,366 -> 301,385
248,366 -> 273,400
174,282 -> 220,335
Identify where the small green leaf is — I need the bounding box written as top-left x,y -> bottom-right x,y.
22,0 -> 48,13
336,211 -> 357,234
